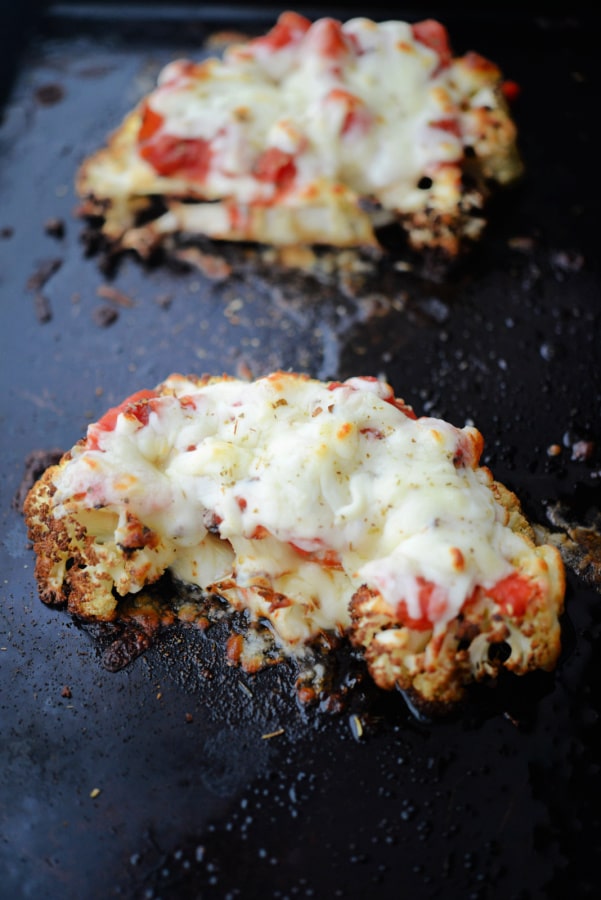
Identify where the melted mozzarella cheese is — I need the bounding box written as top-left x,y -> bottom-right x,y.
146,17 -> 466,209
50,373 -> 531,649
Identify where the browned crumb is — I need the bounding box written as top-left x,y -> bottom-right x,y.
44,218 -> 66,239
550,249 -> 585,275
92,305 -> 119,327
33,293 -> 53,323
35,83 -> 65,106
571,440 -> 594,462
507,235 -> 536,253
540,505 -> 601,592
171,246 -> 233,282
26,258 -> 62,292
96,284 -> 135,307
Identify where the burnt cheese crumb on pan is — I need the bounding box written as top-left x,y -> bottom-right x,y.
23,372 -> 564,713
76,12 -> 523,264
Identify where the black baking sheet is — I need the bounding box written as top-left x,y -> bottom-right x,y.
1,4 -> 600,899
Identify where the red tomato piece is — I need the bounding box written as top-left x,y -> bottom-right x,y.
386,397 -> 417,420
396,577 -> 445,631
307,17 -> 350,58
326,88 -> 372,136
501,80 -> 521,103
452,430 -> 484,469
139,134 -> 212,180
327,379 -> 417,420
87,390 -> 160,450
488,572 -> 536,619
253,147 -> 297,189
288,541 -> 342,569
431,117 -> 461,137
412,19 -> 452,69
252,10 -> 311,51
137,103 -> 164,142
278,10 -> 312,32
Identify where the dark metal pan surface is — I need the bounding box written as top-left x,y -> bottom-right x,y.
1,4 -> 600,898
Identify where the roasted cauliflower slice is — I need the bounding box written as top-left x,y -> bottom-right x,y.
23,371 -> 564,714
76,13 -> 523,262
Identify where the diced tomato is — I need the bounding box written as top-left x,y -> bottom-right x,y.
253,147 -> 297,190
307,17 -> 350,58
289,541 -> 342,569
501,79 -> 521,103
251,10 -> 311,52
411,19 -> 452,70
342,106 -> 372,135
386,397 -> 417,420
139,134 -> 213,181
431,117 -> 461,137
87,389 -> 160,450
452,430 -> 484,469
278,10 -> 312,33
326,88 -> 372,136
360,427 -> 385,439
327,379 -> 417,420
488,572 -> 537,619
396,577 -> 446,631
137,103 -> 164,142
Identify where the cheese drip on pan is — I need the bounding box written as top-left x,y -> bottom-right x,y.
24,372 -> 564,710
